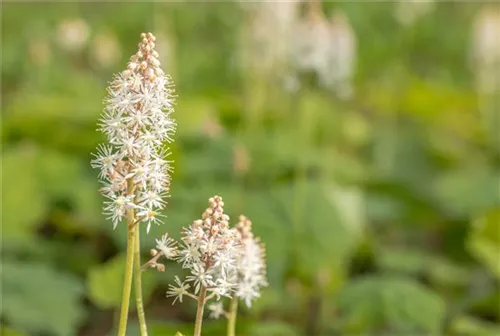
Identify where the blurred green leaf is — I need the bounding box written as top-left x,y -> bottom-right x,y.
2,261 -> 85,336
468,209 -> 500,279
1,146 -> 47,247
287,182 -> 360,284
0,327 -> 29,336
435,168 -> 500,216
377,248 -> 472,286
87,253 -> 157,309
378,248 -> 429,274
250,321 -> 299,336
337,275 -> 445,334
450,315 -> 500,336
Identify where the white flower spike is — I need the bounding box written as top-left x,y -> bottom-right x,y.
91,32 -> 176,232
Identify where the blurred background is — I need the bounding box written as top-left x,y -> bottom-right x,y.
1,1 -> 500,335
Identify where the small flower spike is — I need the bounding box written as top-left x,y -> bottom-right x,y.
233,215 -> 268,307
177,196 -> 239,298
91,32 -> 176,233
158,196 -> 240,305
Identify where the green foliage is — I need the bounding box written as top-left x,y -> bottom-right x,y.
377,248 -> 473,286
468,209 -> 500,279
337,275 -> 446,334
87,254 -> 157,309
1,147 -> 47,247
450,315 -> 500,336
1,261 -> 86,336
250,321 -> 299,336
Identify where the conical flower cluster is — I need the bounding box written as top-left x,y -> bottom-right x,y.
172,196 -> 239,299
91,32 -> 176,232
232,215 -> 268,307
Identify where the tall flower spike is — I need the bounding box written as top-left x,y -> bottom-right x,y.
233,215 -> 268,308
91,32 -> 176,233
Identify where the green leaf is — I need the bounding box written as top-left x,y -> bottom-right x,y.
435,168 -> 500,216
35,150 -> 103,233
250,321 -> 299,336
337,275 -> 445,334
87,253 -> 157,309
2,261 -> 85,336
377,248 -> 429,274
174,332 -> 185,336
468,209 -> 500,279
450,315 -> 500,336
377,248 -> 472,286
1,146 -> 47,247
281,182 -> 360,284
0,326 -> 29,336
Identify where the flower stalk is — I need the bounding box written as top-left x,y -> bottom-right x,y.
134,224 -> 148,336
194,287 -> 207,336
227,296 -> 238,336
118,181 -> 136,336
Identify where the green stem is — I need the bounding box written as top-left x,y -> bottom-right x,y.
117,209 -> 136,336
227,297 -> 238,336
134,224 -> 148,336
194,287 -> 207,336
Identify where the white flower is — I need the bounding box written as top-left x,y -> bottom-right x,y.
177,240 -> 202,268
210,278 -> 235,300
90,144 -> 118,179
236,281 -> 260,308
208,302 -> 226,319
166,276 -> 190,305
290,9 -> 356,98
155,234 -> 177,258
92,32 -> 175,232
187,263 -> 214,294
161,196 -> 240,305
137,209 -> 164,233
234,216 -> 268,308
103,194 -> 135,229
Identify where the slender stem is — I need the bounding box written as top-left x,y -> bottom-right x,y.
134,224 -> 148,336
194,287 -> 207,336
227,297 -> 238,336
117,205 -> 136,336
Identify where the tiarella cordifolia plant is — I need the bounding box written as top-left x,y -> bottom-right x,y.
176,196 -> 239,336
91,32 -> 175,336
208,215 -> 268,336
147,201 -> 268,336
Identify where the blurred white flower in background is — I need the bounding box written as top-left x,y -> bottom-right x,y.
471,5 -> 500,96
290,2 -> 356,98
57,18 -> 90,52
208,301 -> 225,319
91,31 -> 122,69
394,0 -> 435,27
239,0 -> 300,74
